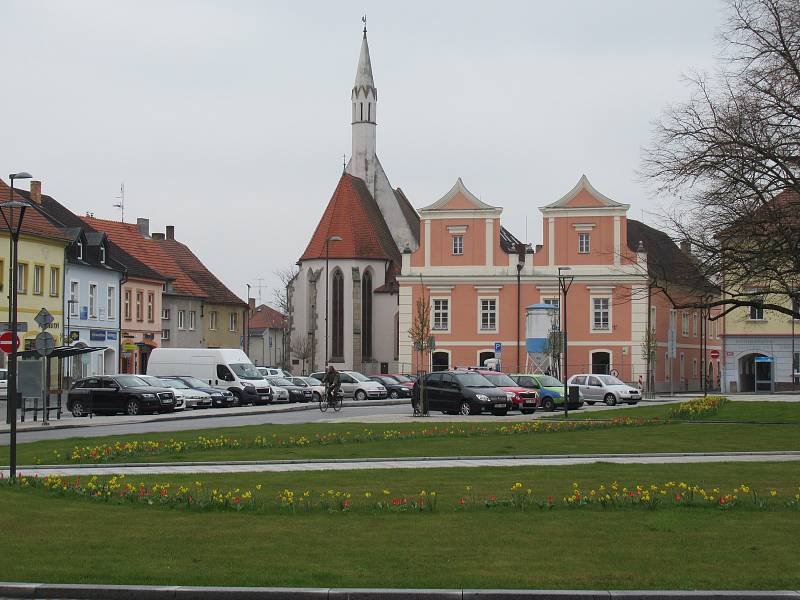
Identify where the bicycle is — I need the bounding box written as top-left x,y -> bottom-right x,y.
318,387 -> 343,412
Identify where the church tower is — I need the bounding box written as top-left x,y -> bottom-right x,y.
350,25 -> 378,194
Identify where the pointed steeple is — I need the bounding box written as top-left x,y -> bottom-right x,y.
348,25 -> 378,195
353,33 -> 375,96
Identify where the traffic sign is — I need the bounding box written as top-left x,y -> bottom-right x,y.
0,322 -> 27,332
69,330 -> 80,342
709,349 -> 720,360
494,342 -> 502,354
0,331 -> 20,354
34,308 -> 54,329
35,331 -> 55,357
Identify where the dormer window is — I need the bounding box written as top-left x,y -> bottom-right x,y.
77,242 -> 83,260
100,245 -> 106,264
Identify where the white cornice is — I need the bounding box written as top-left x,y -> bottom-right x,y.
447,225 -> 468,234
572,223 -> 597,231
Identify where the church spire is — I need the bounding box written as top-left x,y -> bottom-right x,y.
348,22 -> 378,195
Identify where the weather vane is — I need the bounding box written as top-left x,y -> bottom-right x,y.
342,154 -> 346,173
362,14 -> 367,36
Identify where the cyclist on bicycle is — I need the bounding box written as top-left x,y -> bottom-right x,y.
321,365 -> 341,405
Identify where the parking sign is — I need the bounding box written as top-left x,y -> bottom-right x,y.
494,342 -> 502,354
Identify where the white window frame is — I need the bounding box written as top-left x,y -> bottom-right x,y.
32,265 -> 44,295
88,282 -> 98,319
542,297 -> 560,329
17,263 -> 27,294
70,281 -> 80,317
106,285 -> 115,320
452,235 -> 464,256
478,296 -> 498,333
431,297 -> 450,333
693,312 -> 698,337
124,289 -> 131,320
578,233 -> 590,254
147,292 -> 155,322
177,309 -> 185,330
229,312 -> 238,332
590,297 -> 611,332
650,306 -> 657,333
210,311 -> 217,331
161,328 -> 170,341
682,312 -> 689,336
76,242 -> 83,260
100,245 -> 106,264
161,308 -> 170,320
50,267 -> 60,297
189,310 -> 196,331
135,290 -> 144,321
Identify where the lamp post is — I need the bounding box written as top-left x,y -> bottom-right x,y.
558,266 -> 574,418
515,243 -> 527,373
245,283 -> 251,358
2,171 -> 33,481
324,235 -> 342,366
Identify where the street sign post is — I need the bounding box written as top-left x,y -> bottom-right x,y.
494,342 -> 502,354
0,331 -> 20,354
34,308 -> 54,330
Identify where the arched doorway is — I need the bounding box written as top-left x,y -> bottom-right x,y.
478,351 -> 494,368
738,353 -> 773,393
431,351 -> 450,372
591,351 -> 611,375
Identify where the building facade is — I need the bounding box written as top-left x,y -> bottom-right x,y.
247,302 -> 287,367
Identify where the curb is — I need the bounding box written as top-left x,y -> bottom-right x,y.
0,584 -> 798,599
10,450 -> 800,472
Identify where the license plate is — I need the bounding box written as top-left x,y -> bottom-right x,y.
495,403 -> 506,408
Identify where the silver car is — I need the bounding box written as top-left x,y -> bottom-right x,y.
567,374 -> 641,406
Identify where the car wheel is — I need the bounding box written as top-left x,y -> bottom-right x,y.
492,408 -> 508,416
232,390 -> 242,406
70,400 -> 86,418
126,399 -> 141,416
459,401 -> 472,416
389,390 -> 399,399
604,393 -> 617,406
542,397 -> 555,411
355,389 -> 367,402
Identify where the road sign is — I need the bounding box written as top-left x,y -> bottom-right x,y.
69,330 -> 80,342
35,331 -> 55,357
709,349 -> 720,360
35,308 -> 54,329
0,322 -> 28,332
0,331 -> 20,354
494,342 -> 502,354
427,335 -> 435,350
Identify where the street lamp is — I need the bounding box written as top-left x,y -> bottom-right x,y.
558,266 -> 574,418
324,235 -> 342,366
515,243 -> 527,373
245,283 -> 251,357
2,171 -> 33,481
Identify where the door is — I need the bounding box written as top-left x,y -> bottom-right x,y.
478,351 -> 494,368
591,352 -> 611,375
587,376 -> 604,402
517,375 -> 538,390
339,373 -> 357,398
99,377 -> 121,412
423,373 -> 442,410
216,364 -> 235,387
440,373 -> 461,412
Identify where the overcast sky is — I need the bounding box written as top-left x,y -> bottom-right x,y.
0,1 -> 726,305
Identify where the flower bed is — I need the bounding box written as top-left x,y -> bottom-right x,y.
667,395 -> 729,419
5,473 -> 797,515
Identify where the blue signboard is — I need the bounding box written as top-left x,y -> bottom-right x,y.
754,356 -> 774,363
106,331 -> 118,341
90,329 -> 106,341
80,306 -> 88,320
494,342 -> 502,354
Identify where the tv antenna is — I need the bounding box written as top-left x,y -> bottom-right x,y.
113,182 -> 125,222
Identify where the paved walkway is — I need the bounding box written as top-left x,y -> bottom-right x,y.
5,451 -> 799,477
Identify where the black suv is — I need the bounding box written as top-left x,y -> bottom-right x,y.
68,375 -> 176,417
412,370 -> 510,416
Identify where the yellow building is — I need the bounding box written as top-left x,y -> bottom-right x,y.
0,181 -> 69,366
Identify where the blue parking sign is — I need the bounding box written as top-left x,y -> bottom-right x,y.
494,342 -> 502,354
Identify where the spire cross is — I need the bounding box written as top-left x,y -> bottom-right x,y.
362,14 -> 367,37
342,154 -> 346,172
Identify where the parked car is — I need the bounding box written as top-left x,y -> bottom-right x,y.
138,374 -> 212,410
461,369 -> 538,414
161,376 -> 236,408
0,368 -> 6,400
290,376 -> 325,402
509,374 -> 582,411
257,366 -> 290,378
413,370 -> 510,416
385,374 -> 415,389
67,375 -> 176,417
147,348 -> 272,406
309,370 -> 387,400
567,374 -> 641,406
265,376 -> 313,403
369,375 -> 412,399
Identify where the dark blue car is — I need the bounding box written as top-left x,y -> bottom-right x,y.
162,376 -> 237,408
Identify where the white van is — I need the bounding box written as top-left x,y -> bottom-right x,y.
146,348 -> 272,405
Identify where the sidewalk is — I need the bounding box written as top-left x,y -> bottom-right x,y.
5,451 -> 799,477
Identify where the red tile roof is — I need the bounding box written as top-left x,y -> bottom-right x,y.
299,174 -> 401,263
0,179 -> 71,242
248,304 -> 285,329
84,217 -> 206,297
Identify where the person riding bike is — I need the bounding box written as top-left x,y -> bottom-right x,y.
321,365 -> 341,406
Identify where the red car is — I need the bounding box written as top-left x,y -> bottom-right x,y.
384,374 -> 415,389
459,369 -> 538,414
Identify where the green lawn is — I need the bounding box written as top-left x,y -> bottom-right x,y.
2,462 -> 798,589
547,400 -> 800,423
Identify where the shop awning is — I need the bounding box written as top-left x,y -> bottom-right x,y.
18,345 -> 108,360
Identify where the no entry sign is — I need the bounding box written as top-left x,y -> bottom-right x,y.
709,349 -> 720,360
0,331 -> 20,354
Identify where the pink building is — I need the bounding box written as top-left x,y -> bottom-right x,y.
398,176 -> 721,392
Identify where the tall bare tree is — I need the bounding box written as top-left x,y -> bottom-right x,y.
642,0 -> 800,319
291,334 -> 315,376
272,267 -> 298,370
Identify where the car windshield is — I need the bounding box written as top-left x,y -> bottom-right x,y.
454,372 -> 493,387
481,373 -> 517,387
179,376 -> 207,388
536,375 -> 562,387
270,377 -> 293,386
379,376 -> 399,384
347,372 -> 371,382
114,375 -> 148,387
390,375 -> 410,382
306,377 -> 322,386
162,378 -> 190,389
230,363 -> 263,380
597,375 -> 625,386
292,378 -> 308,387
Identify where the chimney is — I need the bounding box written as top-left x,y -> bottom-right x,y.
29,181 -> 42,204
152,232 -> 165,240
136,218 -> 150,237
166,225 -> 175,240
680,240 -> 691,255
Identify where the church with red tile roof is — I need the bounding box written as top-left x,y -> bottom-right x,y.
290,26 -> 419,374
